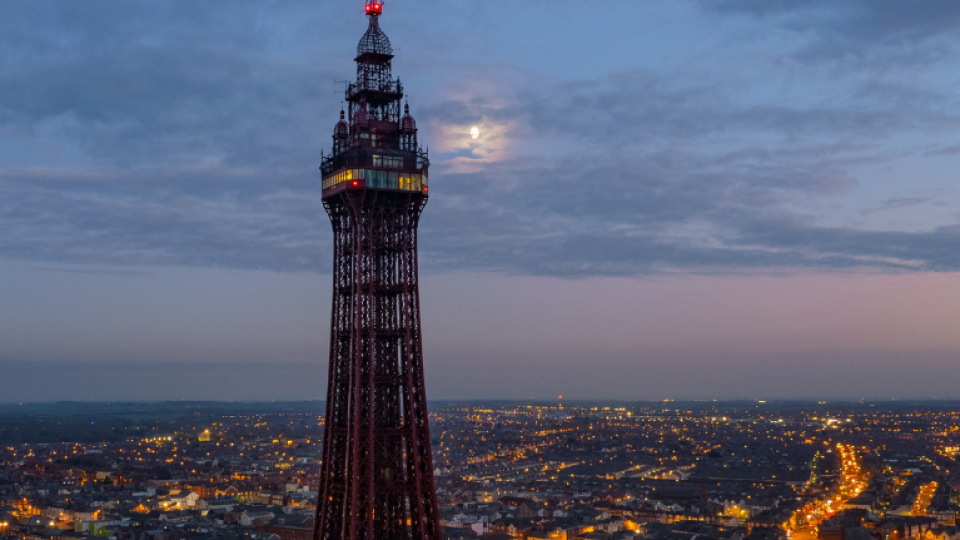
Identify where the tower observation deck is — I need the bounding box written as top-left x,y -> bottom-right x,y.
314,2 -> 442,540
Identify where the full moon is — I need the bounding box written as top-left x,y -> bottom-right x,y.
470,126 -> 480,139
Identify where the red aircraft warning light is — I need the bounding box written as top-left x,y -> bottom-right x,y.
364,1 -> 382,15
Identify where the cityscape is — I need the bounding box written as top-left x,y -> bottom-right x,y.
4,2 -> 960,540
2,401 -> 960,540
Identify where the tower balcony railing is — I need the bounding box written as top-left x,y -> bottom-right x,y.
322,149 -> 429,176
347,79 -> 403,98
415,150 -> 430,170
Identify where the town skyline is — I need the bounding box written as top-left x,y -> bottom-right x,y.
1,399 -> 958,540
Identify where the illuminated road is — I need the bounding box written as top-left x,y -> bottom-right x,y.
912,481 -> 938,516
787,443 -> 868,539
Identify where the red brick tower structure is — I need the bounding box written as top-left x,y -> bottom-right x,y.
313,2 -> 441,540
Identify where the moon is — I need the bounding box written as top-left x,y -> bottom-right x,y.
470,126 -> 480,139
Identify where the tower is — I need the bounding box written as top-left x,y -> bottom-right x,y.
314,2 -> 442,540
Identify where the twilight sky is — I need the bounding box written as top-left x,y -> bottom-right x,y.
2,0 -> 960,402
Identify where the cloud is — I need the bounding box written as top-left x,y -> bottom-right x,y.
705,0 -> 960,34
0,171 -> 328,271
697,0 -> 960,64
925,145 -> 960,157
417,62 -> 960,276
2,1 -> 960,277
0,0 -> 338,272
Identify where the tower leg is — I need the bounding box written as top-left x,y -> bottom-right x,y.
314,192 -> 442,540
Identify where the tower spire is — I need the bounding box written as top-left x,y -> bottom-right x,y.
358,2 -> 392,56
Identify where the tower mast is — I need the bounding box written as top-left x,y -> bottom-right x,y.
314,2 -> 441,540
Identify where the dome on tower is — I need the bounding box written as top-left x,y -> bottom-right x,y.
357,14 -> 392,56
401,102 -> 416,131
334,109 -> 349,137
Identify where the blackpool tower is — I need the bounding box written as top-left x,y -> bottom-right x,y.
313,2 -> 442,540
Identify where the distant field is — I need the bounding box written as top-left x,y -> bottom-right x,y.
3,399 -> 959,444
0,401 -> 324,443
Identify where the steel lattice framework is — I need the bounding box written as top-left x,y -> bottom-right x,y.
313,2 -> 442,540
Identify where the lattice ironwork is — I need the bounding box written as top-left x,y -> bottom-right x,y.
357,15 -> 392,56
314,3 -> 441,540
